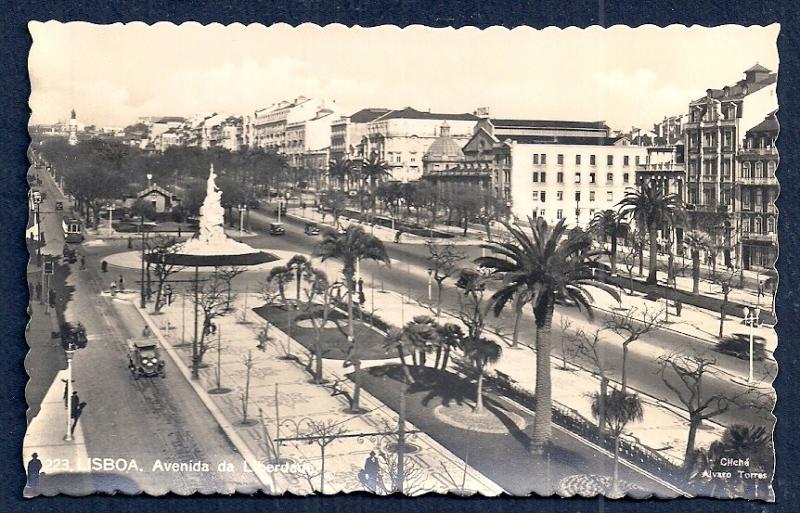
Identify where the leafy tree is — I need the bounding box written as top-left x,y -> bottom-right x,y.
683,230 -> 710,294
590,209 -> 627,275
477,217 -> 620,451
403,315 -> 439,367
590,388 -> 644,496
360,152 -> 392,219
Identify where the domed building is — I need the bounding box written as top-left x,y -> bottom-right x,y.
422,122 -> 465,174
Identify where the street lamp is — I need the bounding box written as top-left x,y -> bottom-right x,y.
238,203 -> 247,235
64,343 -> 75,442
742,306 -> 761,383
140,216 -> 147,308
146,173 -> 153,189
427,268 -> 433,302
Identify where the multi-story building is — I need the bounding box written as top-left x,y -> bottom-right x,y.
330,108 -> 390,163
365,107 -> 478,182
252,97 -> 336,154
684,63 -> 778,267
284,106 -> 340,167
737,112 -> 778,270
635,144 -> 686,198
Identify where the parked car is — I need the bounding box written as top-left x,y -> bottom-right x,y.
304,222 -> 320,236
269,222 -> 286,236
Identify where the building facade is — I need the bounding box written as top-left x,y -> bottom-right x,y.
683,63 -> 778,267
330,108 -> 390,163
365,107 -> 478,182
737,112 -> 778,270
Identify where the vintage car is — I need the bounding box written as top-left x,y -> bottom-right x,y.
127,338 -> 166,379
269,222 -> 286,236
303,222 -> 320,236
62,244 -> 77,263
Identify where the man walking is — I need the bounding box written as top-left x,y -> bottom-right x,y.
26,453 -> 42,495
71,395 -> 86,436
118,275 -> 125,292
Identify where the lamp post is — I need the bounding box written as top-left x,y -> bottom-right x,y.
35,194 -> 43,267
427,268 -> 433,302
743,306 -> 761,383
64,343 -> 75,442
238,204 -> 246,235
139,215 -> 147,308
146,173 -> 153,189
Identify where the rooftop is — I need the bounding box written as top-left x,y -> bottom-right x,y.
747,112 -> 779,135
375,107 -> 478,122
491,119 -> 609,130
349,108 -> 391,123
504,135 -> 629,146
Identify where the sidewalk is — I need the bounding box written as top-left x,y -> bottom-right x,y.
143,292 -> 502,495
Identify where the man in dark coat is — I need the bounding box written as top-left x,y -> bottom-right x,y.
26,453 -> 42,494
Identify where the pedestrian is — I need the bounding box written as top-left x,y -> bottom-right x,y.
164,284 -> 173,305
35,282 -> 42,302
110,281 -> 117,296
394,229 -> 403,243
675,300 -> 683,317
142,325 -> 152,337
70,397 -> 86,436
48,289 -> 56,309
127,237 -> 133,249
62,379 -> 75,407
26,453 -> 42,495
80,255 -> 86,270
360,451 -> 380,492
101,260 -> 108,273
118,275 -> 125,292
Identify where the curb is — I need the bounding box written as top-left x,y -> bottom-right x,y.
132,301 -> 276,493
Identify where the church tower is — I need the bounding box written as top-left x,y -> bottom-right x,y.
68,108 -> 78,146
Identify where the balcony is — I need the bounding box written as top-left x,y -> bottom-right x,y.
742,232 -> 777,243
739,176 -> 778,186
739,146 -> 779,156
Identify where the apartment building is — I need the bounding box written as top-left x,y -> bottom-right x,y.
737,112 -> 778,270
330,108 -> 390,163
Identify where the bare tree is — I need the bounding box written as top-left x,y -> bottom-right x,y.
558,316 -> 574,370
375,447 -> 428,495
605,305 -> 662,393
215,265 -> 246,311
573,328 -> 611,434
621,244 -> 638,294
656,351 -> 733,466
426,242 -> 464,319
713,269 -> 738,340
240,350 -> 256,424
299,266 -> 346,383
455,269 -> 493,342
302,419 -> 348,494
191,272 -> 233,369
146,235 -> 182,312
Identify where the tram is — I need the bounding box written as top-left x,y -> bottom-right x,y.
62,217 -> 84,243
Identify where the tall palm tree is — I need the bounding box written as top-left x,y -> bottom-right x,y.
463,337 -> 502,414
316,225 -> 390,413
477,217 -> 620,450
360,152 -> 392,219
286,254 -> 310,307
327,158 -> 354,191
589,209 -> 627,275
435,322 -> 465,370
683,230 -> 710,294
617,181 -> 684,285
383,327 -> 415,384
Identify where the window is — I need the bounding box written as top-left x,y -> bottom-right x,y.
589,191 -> 596,202
540,209 -> 546,218
541,154 -> 547,165
540,192 -> 546,202
532,191 -> 538,202
755,161 -> 763,178
533,154 -> 539,165
540,172 -> 547,183
589,172 -> 596,184
742,161 -> 751,178
607,155 -> 614,166
557,172 -> 564,183
557,191 -> 564,201
556,209 -> 563,219
589,209 -> 596,217
606,173 -> 613,184
557,154 -> 564,165
755,190 -> 762,207
768,161 -> 776,177
623,172 -> 630,184
575,173 -> 581,183
576,154 -> 582,165
532,172 -> 539,183
623,155 -> 630,166
590,154 -> 596,166
635,155 -> 641,166
768,217 -> 776,233
606,191 -> 614,202
742,191 -> 751,208
575,192 -> 581,202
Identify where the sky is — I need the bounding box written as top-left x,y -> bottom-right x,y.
29,22 -> 780,132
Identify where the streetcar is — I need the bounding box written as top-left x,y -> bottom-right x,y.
62,217 -> 85,244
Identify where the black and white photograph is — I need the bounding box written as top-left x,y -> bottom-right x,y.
23,21 -> 778,499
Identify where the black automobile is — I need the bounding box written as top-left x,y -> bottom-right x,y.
304,222 -> 320,236
269,222 -> 286,236
127,339 -> 166,379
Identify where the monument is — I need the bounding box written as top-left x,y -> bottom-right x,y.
160,165 -> 278,267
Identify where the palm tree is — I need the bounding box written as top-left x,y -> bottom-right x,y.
403,315 -> 439,367
286,254 -> 310,307
590,388 -> 644,496
383,327 -> 415,384
360,152 -> 391,219
327,158 -> 354,191
617,181 -> 684,285
589,209 -> 627,275
683,230 -> 710,294
266,265 -> 294,306
435,322 -> 465,371
463,337 -> 502,414
316,225 -> 390,413
477,217 -> 620,450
